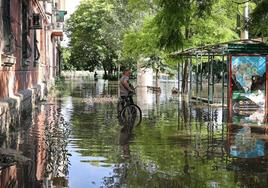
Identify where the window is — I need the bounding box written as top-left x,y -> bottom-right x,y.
2,0 -> 13,54
34,30 -> 40,66
22,1 -> 31,63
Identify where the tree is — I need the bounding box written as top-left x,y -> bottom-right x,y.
65,0 -> 133,79
61,47 -> 75,71
123,0 -> 239,91
122,17 -> 174,87
249,0 -> 268,37
152,0 -> 216,51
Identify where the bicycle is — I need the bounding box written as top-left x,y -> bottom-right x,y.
117,92 -> 142,128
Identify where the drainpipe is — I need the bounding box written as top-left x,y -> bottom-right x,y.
58,48 -> 61,76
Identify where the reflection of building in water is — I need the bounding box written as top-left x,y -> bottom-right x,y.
0,165 -> 18,188
0,97 -> 70,187
42,101 -> 70,187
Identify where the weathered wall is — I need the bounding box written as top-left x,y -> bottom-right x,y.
0,0 -> 63,128
0,0 -> 60,97
0,0 -> 66,186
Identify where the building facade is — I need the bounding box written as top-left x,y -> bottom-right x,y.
0,1 -> 68,187
0,0 -> 66,127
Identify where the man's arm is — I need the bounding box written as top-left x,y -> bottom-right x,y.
122,80 -> 134,92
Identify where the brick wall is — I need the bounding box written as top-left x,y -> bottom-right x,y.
0,0 -> 60,101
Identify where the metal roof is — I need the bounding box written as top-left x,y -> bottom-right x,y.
171,39 -> 268,57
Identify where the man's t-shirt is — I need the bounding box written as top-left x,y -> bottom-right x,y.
120,75 -> 129,96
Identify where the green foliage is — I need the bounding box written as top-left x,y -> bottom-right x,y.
125,0 -> 240,51
65,0 -> 133,76
122,17 -> 176,76
187,0 -> 239,47
123,17 -> 160,60
62,47 -> 75,70
250,0 -> 268,37
122,0 -> 238,76
152,0 -> 217,51
65,0 -> 266,78
54,76 -> 66,90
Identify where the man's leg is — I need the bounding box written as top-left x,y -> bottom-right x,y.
129,96 -> 134,105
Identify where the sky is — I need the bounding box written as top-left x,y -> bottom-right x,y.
63,0 -> 81,46
65,0 -> 81,19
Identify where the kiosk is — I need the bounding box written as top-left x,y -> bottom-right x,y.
228,43 -> 268,126
171,40 -> 268,159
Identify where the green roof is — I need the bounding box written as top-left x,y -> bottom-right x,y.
227,43 -> 268,54
171,39 -> 268,57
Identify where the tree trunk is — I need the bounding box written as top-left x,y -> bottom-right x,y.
104,68 -> 107,78
181,25 -> 191,94
182,98 -> 188,124
182,59 -> 189,93
155,69 -> 160,88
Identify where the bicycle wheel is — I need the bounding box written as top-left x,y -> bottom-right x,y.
120,104 -> 142,127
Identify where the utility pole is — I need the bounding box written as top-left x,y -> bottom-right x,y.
241,2 -> 249,40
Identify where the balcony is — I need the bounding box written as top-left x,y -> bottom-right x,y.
51,10 -> 67,38
1,53 -> 16,67
51,22 -> 64,37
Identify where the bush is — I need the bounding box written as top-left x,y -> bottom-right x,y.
103,74 -> 118,81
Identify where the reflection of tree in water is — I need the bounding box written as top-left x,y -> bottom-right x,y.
102,103 -> 229,187
0,99 -> 72,187
106,102 -> 234,187
75,102 -> 117,127
226,158 -> 268,188
146,100 -> 178,127
43,106 -> 71,179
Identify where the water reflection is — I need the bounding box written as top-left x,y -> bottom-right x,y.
229,126 -> 265,158
0,93 -> 70,188
2,76 -> 268,187
119,124 -> 132,159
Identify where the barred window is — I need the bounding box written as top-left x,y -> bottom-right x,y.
2,0 -> 12,54
22,1 -> 31,60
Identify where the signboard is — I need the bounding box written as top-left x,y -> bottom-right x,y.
56,10 -> 67,22
230,55 -> 267,125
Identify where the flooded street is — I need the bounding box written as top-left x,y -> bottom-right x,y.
1,76 -> 268,188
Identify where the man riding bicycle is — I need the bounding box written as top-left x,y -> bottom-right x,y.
119,69 -> 135,104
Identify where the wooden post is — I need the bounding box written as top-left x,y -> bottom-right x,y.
221,55 -> 225,108
189,56 -> 193,101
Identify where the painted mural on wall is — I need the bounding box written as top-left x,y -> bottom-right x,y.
231,56 -> 266,125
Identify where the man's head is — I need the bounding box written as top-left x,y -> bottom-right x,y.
123,69 -> 131,77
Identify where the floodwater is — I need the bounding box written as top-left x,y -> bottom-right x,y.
1,76 -> 268,188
